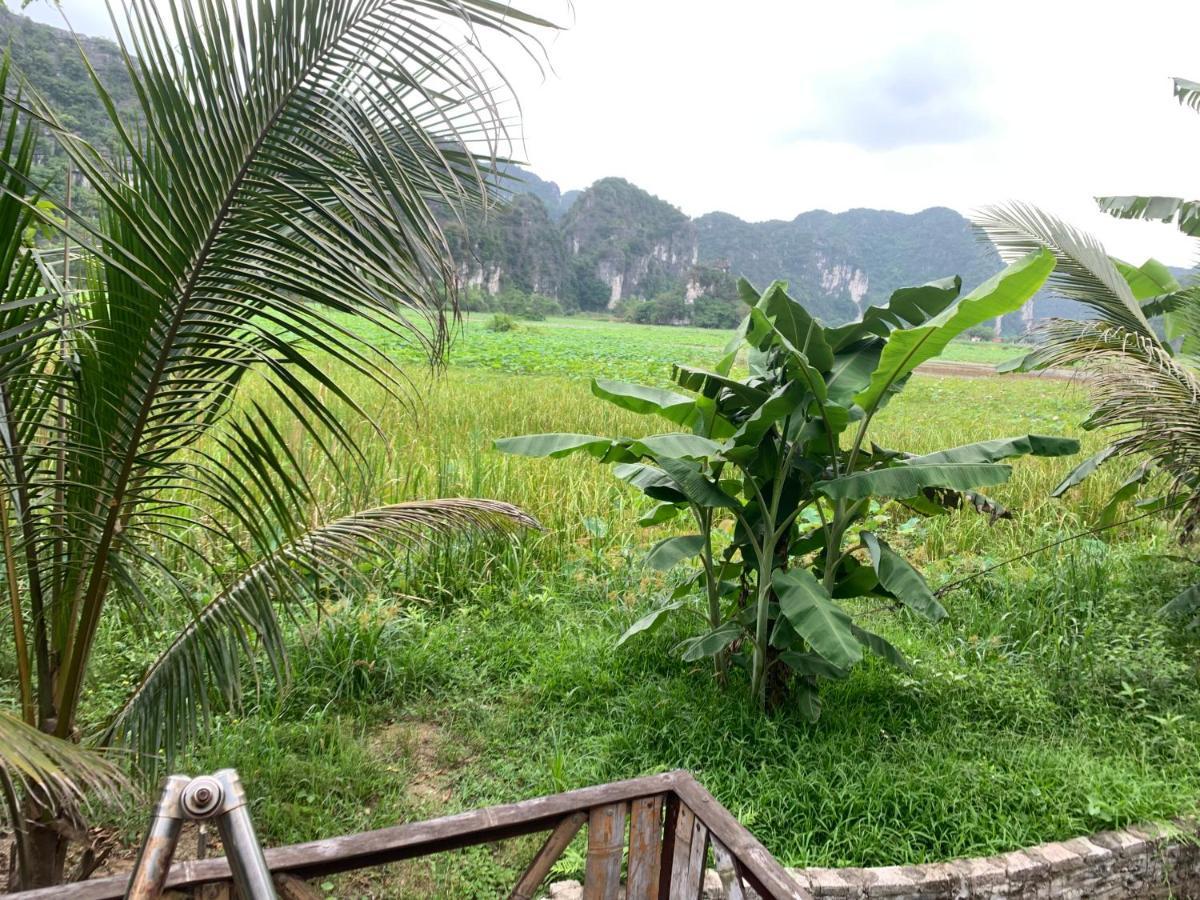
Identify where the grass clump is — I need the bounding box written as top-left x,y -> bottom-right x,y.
485,312 -> 519,333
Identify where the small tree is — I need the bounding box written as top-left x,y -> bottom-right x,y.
499,253 -> 1078,714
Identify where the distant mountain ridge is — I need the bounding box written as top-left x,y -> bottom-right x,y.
694,205 -> 1002,323
461,169 -> 1056,331
501,167 -> 580,221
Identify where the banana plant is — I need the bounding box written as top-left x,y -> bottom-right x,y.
498,249 -> 1078,714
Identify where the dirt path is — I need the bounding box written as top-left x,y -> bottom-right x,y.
916,360 -> 1076,381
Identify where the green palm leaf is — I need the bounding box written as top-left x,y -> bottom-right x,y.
0,0 -> 551,739
1091,80 -> 1200,237
0,712 -> 126,889
975,202 -> 1156,337
978,192 -> 1200,542
1095,195 -> 1200,237
0,2 -> 550,882
0,712 -> 124,810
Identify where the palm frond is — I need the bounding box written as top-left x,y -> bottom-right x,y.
0,0 -> 553,738
1094,76 -> 1200,235
0,710 -> 126,883
0,711 -> 126,888
974,202 -> 1156,337
0,712 -> 125,810
1174,76 -> 1200,113
103,499 -> 539,769
1095,195 -> 1200,238
1041,318 -> 1200,529
0,54 -> 67,737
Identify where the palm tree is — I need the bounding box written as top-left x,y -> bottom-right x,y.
975,77 -> 1200,627
0,0 -> 547,887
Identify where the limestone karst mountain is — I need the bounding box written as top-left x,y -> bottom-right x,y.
455,168 -> 1050,331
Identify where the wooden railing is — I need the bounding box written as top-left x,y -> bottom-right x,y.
6,770 -> 809,899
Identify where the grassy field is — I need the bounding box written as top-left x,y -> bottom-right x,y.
80,316 -> 1200,897
376,315 -> 1029,384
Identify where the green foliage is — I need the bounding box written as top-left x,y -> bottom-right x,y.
692,294 -> 744,329
372,314 -> 1034,386
630,293 -> 688,325
0,0 -> 545,886
0,7 -> 141,224
486,313 -> 519,333
465,287 -> 563,321
568,258 -> 612,312
979,82 -> 1200,622
165,532 -> 1200,884
70,347 -> 1200,889
498,289 -> 562,320
498,254 -> 1071,715
621,267 -> 744,329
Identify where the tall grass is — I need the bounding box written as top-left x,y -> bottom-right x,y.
77,343 -> 1200,894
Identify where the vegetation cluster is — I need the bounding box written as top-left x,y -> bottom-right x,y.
0,2 -> 1198,897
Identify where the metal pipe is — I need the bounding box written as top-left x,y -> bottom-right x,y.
124,775 -> 189,900
212,769 -> 278,899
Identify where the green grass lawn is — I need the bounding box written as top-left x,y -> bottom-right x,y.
76,316 -> 1198,897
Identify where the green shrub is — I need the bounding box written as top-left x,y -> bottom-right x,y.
631,294 -> 687,325
461,286 -> 493,313
486,313 -> 518,332
691,294 -> 741,329
523,293 -> 562,321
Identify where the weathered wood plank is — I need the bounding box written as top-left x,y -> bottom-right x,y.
677,810 -> 709,899
711,836 -> 745,900
671,773 -> 809,900
625,794 -> 664,899
509,812 -> 588,900
661,799 -> 699,898
657,793 -> 684,898
582,802 -> 627,900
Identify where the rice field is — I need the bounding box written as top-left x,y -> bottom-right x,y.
83,316 -> 1200,897
376,315 -> 1028,385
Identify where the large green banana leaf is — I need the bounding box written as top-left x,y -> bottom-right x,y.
816,463 -> 1013,501
855,249 -> 1054,413
773,568 -> 862,669
905,434 -> 1079,466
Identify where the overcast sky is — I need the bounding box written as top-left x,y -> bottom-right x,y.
23,0 -> 1200,266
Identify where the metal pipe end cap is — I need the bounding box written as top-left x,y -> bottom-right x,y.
181,776 -> 224,818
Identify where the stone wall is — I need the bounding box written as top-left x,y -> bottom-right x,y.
787,820 -> 1200,898
547,819 -> 1200,899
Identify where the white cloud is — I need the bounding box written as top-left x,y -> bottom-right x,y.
780,38 -> 992,150
22,0 -> 113,39
21,0 -> 1200,266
